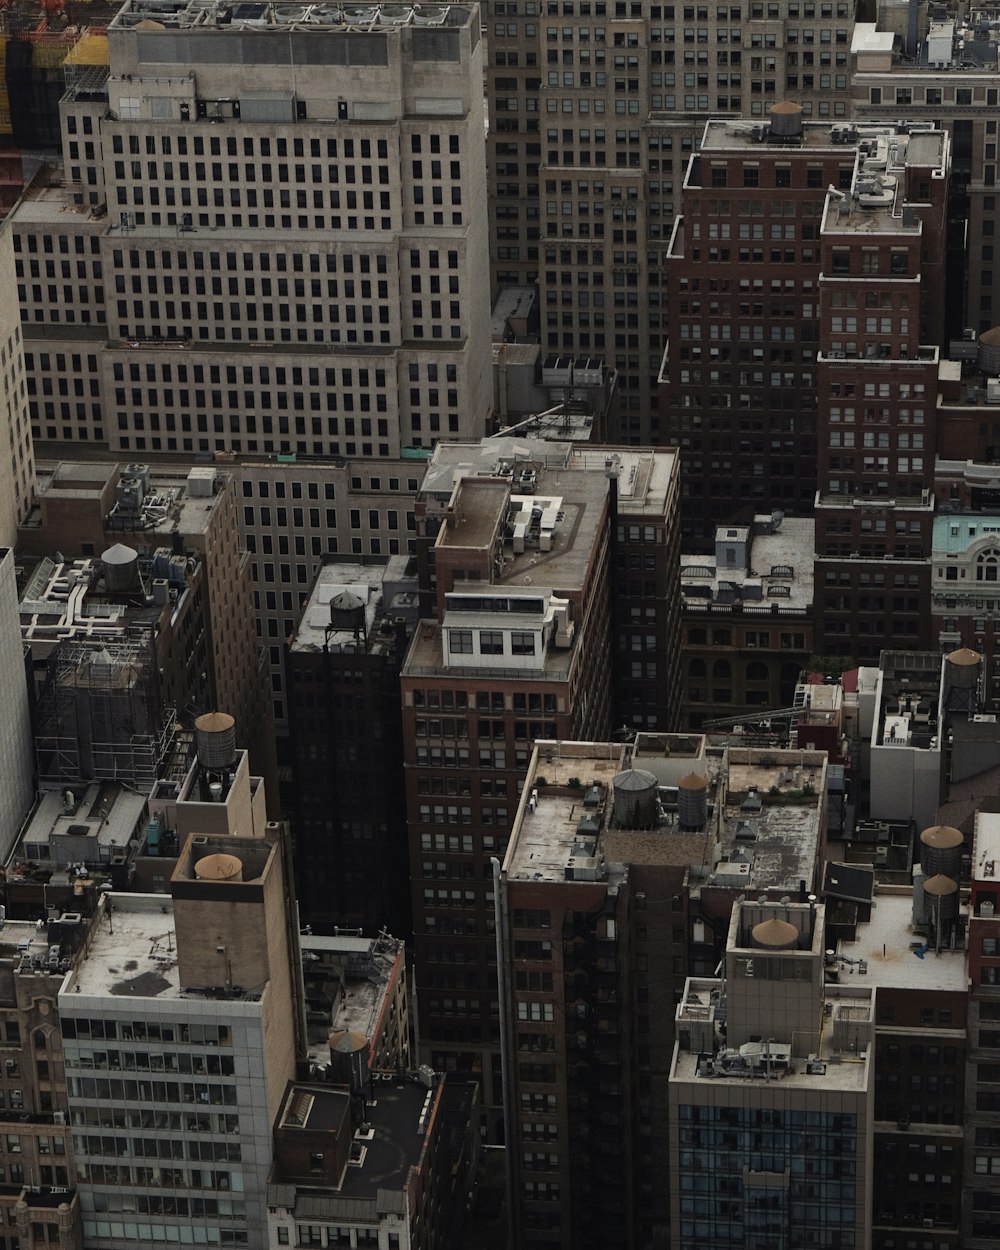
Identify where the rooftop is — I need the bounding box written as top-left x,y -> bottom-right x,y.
973,810 -> 1000,885
835,889 -> 967,993
418,438 -> 677,522
109,0 -> 475,32
504,743 -> 628,885
62,893 -> 261,1003
682,517 -> 814,613
291,562 -> 396,657
711,748 -> 826,893
303,932 -> 402,1048
28,461 -> 225,540
273,1075 -> 442,1207
15,782 -> 147,867
672,979 -> 873,1092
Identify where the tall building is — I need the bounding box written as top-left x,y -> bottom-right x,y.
669,896 -> 875,1250
0,223 -> 33,546
402,451 -> 617,1138
286,559 -> 412,935
660,114 -> 948,550
660,111 -> 852,540
485,0 -> 860,445
813,123 -> 950,661
11,0 -> 492,462
17,460 -> 278,807
60,827 -> 302,1250
0,545 -> 34,856
849,14 -> 1000,337
498,736 -> 831,1250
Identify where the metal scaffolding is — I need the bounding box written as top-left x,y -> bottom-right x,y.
34,630 -> 176,793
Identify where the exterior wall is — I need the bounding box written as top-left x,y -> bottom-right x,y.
868,740 -> 942,830
668,1074 -> 874,1250
0,225 -> 34,544
0,548 -> 34,858
503,874 -> 636,1250
681,609 -> 809,729
286,639 -> 409,935
61,990 -> 274,1250
871,987 -> 967,1246
13,11 -> 493,464
0,965 -> 77,1249
486,0 -> 859,446
614,456 -> 682,730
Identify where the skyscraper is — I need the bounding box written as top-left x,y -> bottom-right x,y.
12,0 -> 492,462
486,0 -> 860,445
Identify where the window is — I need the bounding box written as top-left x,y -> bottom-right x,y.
511,632 -> 536,655
449,629 -> 473,654
480,630 -> 504,655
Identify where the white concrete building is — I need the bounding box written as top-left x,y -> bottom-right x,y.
58,830 -> 300,1250
13,0 -> 492,461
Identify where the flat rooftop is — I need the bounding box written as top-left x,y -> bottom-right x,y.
15,783 -> 146,864
682,518 -> 815,612
671,988 -> 873,1093
504,743 -> 627,885
277,1077 -> 442,1205
63,894 -> 261,1003
712,750 -> 826,893
30,461 -> 223,539
974,810 -> 1000,884
291,563 -> 391,656
836,890 -> 967,993
436,468 -> 608,596
110,0 -> 474,32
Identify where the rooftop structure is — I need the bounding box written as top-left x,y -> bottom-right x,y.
32,633 -> 177,793
290,560 -> 411,658
301,930 -> 409,1071
267,1072 -> 478,1250
681,516 -> 815,613
15,781 -> 147,870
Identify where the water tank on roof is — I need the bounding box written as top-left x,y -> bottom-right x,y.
751,918 -> 799,950
329,590 -> 367,631
978,327 -> 1000,375
328,1029 -> 369,1096
945,647 -> 982,689
922,873 -> 959,925
919,825 -> 963,882
193,853 -> 243,883
677,772 -> 709,830
612,768 -> 659,829
101,543 -> 140,593
770,100 -> 804,138
194,711 -> 237,772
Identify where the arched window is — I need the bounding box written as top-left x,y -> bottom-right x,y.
688,659 -> 707,678
746,661 -> 768,682
977,549 -> 1000,581
713,659 -> 731,680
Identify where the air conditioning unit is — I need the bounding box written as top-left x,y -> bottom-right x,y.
53,1111 -> 66,1125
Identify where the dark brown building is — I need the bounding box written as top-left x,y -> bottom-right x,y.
813,124 -> 950,662
660,109 -> 860,545
402,463 -> 614,1140
286,560 -> 412,936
